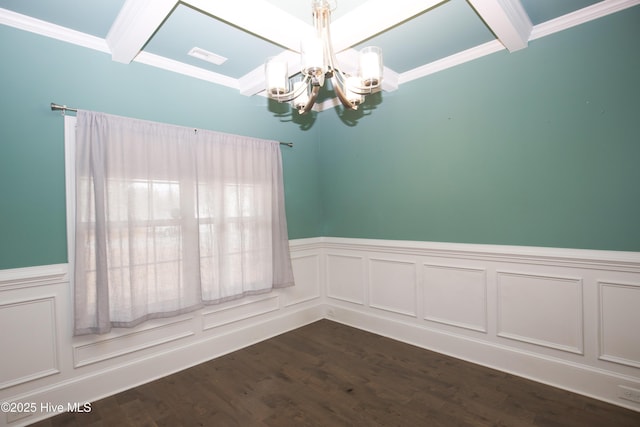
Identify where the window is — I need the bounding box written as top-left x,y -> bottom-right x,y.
67,111 -> 294,335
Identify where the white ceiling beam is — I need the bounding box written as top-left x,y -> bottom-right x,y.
184,0 -> 310,53
467,0 -> 532,52
330,0 -> 448,52
106,0 -> 178,64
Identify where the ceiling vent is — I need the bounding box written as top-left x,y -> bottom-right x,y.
188,47 -> 227,65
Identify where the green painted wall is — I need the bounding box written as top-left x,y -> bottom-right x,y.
0,26 -> 322,269
317,8 -> 640,251
1,7 -> 639,270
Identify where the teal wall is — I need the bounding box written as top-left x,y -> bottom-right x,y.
0,26 -> 321,269
317,7 -> 640,251
1,7 -> 639,270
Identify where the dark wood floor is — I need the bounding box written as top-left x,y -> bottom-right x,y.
32,320 -> 640,426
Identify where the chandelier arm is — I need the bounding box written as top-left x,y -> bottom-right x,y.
299,85 -> 320,114
270,74 -> 312,103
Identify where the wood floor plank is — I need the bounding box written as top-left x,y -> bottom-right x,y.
30,320 -> 640,426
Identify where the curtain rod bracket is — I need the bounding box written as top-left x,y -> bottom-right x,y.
51,102 -> 77,115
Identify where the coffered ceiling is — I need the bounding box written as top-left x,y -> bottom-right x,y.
1,0 -> 638,111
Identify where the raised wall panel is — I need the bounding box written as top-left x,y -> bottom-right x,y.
599,281 -> 640,368
202,295 -> 280,331
497,271 -> 584,354
423,264 -> 487,332
369,258 -> 417,317
326,254 -> 365,305
0,297 -> 59,389
73,317 -> 194,367
286,254 -> 321,306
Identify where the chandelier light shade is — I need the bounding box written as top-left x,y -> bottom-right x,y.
265,0 -> 383,114
359,46 -> 383,87
265,58 -> 288,96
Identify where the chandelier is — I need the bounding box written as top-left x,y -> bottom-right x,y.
265,0 -> 383,114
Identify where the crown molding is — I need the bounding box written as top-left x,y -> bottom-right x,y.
398,40 -> 505,84
530,0 -> 640,41
0,7 -> 108,53
398,0 -> 639,85
0,7 -> 239,91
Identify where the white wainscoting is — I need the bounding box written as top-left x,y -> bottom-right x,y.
1,237 -> 640,426
0,238 -> 323,427
321,237 -> 640,413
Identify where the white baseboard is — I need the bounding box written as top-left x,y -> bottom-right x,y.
326,304 -> 640,412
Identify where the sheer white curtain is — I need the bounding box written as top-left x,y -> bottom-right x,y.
73,110 -> 294,336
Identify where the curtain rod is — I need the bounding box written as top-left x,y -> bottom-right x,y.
50,103 -> 293,147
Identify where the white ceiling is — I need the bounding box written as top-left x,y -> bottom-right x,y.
1,0 -> 638,111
